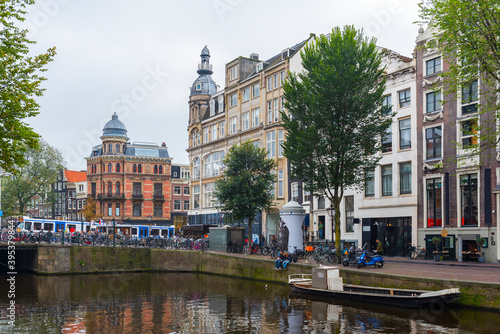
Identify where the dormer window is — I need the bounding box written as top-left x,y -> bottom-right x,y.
196,83 -> 201,91
256,63 -> 263,72
282,49 -> 290,59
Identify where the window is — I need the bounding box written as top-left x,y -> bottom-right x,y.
210,100 -> 215,116
242,112 -> 249,130
426,91 -> 442,113
461,119 -> 478,148
461,174 -> 478,226
273,98 -> 279,122
381,125 -> 392,153
280,71 -> 285,85
252,83 -> 260,98
267,101 -> 272,124
115,203 -> 120,216
399,162 -> 411,195
252,108 -> 260,127
138,164 -> 142,173
159,165 -> 163,174
154,203 -> 163,217
193,158 -> 200,180
133,203 -> 141,217
108,163 -> 112,172
278,130 -> 284,157
218,96 -> 224,112
274,73 -> 279,88
115,181 -> 120,195
242,88 -> 250,102
116,144 -> 120,153
204,151 -> 225,178
399,118 -> 411,150
399,89 -> 411,108
203,183 -> 215,208
345,196 -> 354,233
230,117 -> 237,134
426,178 -> 442,227
107,182 -> 112,196
426,57 -> 441,76
267,76 -> 272,91
184,200 -> 190,211
193,185 -> 200,209
174,200 -> 181,211
267,131 -> 275,159
184,187 -> 190,195
116,163 -> 121,173
230,93 -> 237,107
174,186 -> 181,195
229,66 -> 237,81
291,182 -> 299,201
318,197 -> 325,210
462,80 -> 478,114
381,165 -> 392,196
108,143 -> 112,153
154,183 -> 162,196
108,203 -> 112,216
278,170 -> 284,198
154,165 -> 158,174
203,127 -> 209,142
382,95 -> 392,116
219,121 -> 225,138
426,126 -> 442,159
304,188 -> 311,202
211,124 -> 217,141
133,182 -> 141,196
365,170 -> 375,197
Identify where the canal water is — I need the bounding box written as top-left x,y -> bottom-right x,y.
0,273 -> 498,333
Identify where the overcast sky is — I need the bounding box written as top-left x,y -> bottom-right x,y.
23,0 -> 421,171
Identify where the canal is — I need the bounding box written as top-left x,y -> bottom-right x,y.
0,273 -> 498,333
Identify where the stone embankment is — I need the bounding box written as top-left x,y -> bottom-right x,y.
24,245 -> 500,310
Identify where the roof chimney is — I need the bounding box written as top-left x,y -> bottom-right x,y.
249,53 -> 259,60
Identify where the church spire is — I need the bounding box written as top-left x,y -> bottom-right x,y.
197,45 -> 213,75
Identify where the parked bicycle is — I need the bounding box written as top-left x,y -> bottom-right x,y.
244,241 -> 262,255
407,245 -> 429,259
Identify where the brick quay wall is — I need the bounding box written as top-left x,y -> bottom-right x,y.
25,245 -> 500,310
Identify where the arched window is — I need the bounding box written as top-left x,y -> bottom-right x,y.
116,181 -> 121,195
123,144 -> 126,153
107,182 -> 112,195
108,143 -> 112,153
116,163 -> 121,173
159,165 -> 163,174
193,158 -> 200,180
116,144 -> 120,153
154,165 -> 158,174
133,164 -> 137,173
138,164 -> 142,173
108,163 -> 112,173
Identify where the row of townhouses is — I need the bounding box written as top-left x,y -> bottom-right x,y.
186,26 -> 499,263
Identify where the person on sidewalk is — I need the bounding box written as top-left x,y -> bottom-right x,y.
282,251 -> 293,270
275,250 -> 285,269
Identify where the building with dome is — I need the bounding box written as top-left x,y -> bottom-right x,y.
86,113 -> 172,227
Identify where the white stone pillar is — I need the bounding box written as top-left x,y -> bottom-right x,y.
280,200 -> 306,253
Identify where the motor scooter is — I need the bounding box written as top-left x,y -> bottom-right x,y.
342,244 -> 363,266
357,251 -> 384,268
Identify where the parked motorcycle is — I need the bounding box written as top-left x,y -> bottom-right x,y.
357,251 -> 384,268
342,245 -> 363,266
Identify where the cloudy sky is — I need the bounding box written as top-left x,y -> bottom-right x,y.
23,0 -> 421,171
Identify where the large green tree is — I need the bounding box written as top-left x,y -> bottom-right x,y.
418,0 -> 500,152
1,140 -> 64,216
214,141 -> 276,244
0,0 -> 56,174
281,26 -> 392,258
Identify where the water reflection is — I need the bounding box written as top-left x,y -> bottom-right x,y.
0,273 -> 497,333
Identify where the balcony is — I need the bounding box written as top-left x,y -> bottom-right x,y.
153,194 -> 164,201
97,193 -> 125,199
132,193 -> 144,200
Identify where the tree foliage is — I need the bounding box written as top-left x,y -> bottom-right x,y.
0,0 -> 56,174
418,0 -> 500,152
83,196 -> 97,222
281,26 -> 391,257
1,140 -> 64,216
214,141 -> 276,242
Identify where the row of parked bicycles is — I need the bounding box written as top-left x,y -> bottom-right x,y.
3,231 -> 209,251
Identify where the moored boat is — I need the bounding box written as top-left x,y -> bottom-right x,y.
288,267 -> 460,309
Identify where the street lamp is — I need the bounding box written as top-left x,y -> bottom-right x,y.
327,205 -> 335,248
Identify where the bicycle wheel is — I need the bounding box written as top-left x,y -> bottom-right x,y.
243,246 -> 251,255
407,250 -> 416,259
255,246 -> 262,255
422,250 -> 430,259
261,246 -> 270,256
330,254 -> 340,264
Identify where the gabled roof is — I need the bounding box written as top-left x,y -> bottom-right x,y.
65,170 -> 87,183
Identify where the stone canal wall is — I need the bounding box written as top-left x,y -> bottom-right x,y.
32,245 -> 500,310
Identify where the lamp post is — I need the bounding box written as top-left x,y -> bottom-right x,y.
327,205 -> 334,248
148,214 -> 152,227
113,218 -> 116,247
